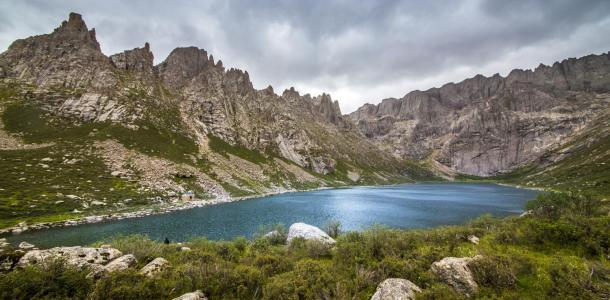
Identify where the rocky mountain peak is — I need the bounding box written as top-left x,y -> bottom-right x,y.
0,12 -> 113,89
157,46 -> 216,89
52,12 -> 101,51
110,43 -> 154,74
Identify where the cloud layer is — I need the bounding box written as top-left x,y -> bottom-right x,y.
2,0 -> 610,113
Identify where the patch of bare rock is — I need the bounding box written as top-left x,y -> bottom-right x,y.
172,290 -> 207,300
94,139 -> 227,198
431,255 -> 482,297
16,246 -> 142,279
371,278 -> 422,300
140,257 -> 170,277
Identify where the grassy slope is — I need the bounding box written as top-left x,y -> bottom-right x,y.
0,192 -> 608,299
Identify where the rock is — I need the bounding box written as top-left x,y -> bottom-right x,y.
264,230 -> 281,239
349,52 -> 610,176
370,278 -> 422,300
467,235 -> 479,245
180,247 -> 191,252
287,223 -> 336,245
103,254 -> 137,273
110,171 -> 122,177
140,257 -> 169,277
18,242 -> 35,250
0,238 -> 9,249
431,256 -> 482,297
66,195 -> 80,199
172,290 -> 207,300
18,246 -> 122,269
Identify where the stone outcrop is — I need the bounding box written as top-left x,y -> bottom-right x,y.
287,223 -> 336,245
370,278 -> 422,300
430,256 -> 481,297
350,52 -> 610,176
18,242 -> 35,250
140,257 -> 169,277
172,290 -> 207,300
0,12 -> 115,89
18,246 -> 123,269
103,254 -> 137,273
110,43 -> 154,74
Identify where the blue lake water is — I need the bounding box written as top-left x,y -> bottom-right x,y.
6,183 -> 539,248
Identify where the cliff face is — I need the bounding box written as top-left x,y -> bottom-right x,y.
350,53 -> 610,176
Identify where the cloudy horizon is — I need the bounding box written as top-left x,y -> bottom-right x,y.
1,0 -> 610,113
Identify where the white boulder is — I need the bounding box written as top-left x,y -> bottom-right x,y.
104,254 -> 137,273
287,223 -> 336,245
371,278 -> 422,300
18,242 -> 35,250
467,235 -> 480,245
172,290 -> 207,300
431,256 -> 482,297
140,257 -> 169,277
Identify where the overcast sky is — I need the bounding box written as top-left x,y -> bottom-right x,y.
1,0 -> 610,113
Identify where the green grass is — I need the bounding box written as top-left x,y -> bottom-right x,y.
207,134 -> 270,164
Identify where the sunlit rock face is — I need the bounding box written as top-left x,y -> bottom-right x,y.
350,52 -> 610,176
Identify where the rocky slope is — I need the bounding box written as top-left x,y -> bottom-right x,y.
0,13 -> 432,229
350,53 -> 610,176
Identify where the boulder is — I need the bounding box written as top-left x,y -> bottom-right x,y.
104,254 -> 137,273
467,235 -> 479,245
431,256 -> 481,297
172,290 -> 207,300
140,257 -> 169,277
18,242 -> 35,250
18,246 -> 122,269
180,247 -> 191,252
371,278 -> 422,300
287,223 -> 336,245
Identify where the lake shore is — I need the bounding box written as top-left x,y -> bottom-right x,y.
0,185 -> 334,236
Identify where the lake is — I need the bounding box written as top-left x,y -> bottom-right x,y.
6,183 -> 539,248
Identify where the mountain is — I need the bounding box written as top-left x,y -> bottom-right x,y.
350,52 -> 610,177
1,12 -> 609,230
0,13 -> 432,229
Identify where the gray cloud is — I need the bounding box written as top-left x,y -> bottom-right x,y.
1,0 -> 610,112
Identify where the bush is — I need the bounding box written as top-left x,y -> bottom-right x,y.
469,256 -> 520,290
323,219 -> 342,238
546,258 -> 596,299
526,192 -> 602,219
0,259 -> 93,299
254,223 -> 288,245
263,260 -> 335,299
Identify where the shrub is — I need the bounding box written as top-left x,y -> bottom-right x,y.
263,260 -> 334,299
469,256 -> 519,290
546,258 -> 596,299
254,223 -> 288,245
323,219 -> 342,238
0,259 -> 93,299
102,234 -> 166,261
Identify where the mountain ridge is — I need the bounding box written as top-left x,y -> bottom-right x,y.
0,12 -> 609,230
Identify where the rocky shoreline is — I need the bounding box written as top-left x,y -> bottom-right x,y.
0,186 -> 332,236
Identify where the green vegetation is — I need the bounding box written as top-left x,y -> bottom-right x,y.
207,134 -> 270,164
1,192 -> 608,299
